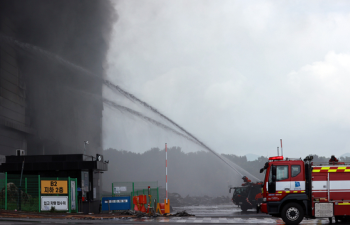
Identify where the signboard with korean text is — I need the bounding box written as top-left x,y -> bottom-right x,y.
41,196 -> 68,211
113,186 -> 127,194
81,171 -> 89,191
41,180 -> 68,194
101,196 -> 131,211
71,180 -> 76,210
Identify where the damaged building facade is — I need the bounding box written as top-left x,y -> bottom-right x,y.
0,0 -> 116,213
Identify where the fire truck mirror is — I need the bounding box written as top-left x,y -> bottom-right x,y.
272,165 -> 276,176
260,168 -> 264,173
264,162 -> 269,169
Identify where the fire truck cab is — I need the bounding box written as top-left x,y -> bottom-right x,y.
260,155 -> 350,224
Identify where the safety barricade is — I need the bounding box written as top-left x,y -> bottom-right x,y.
102,196 -> 131,211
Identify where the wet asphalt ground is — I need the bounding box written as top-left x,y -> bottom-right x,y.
0,204 -> 333,224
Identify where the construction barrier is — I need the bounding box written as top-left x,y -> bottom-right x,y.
111,181 -> 159,210
101,196 -> 131,211
156,202 -> 165,214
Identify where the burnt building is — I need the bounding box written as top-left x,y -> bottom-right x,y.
0,0 -> 116,213
0,0 -> 116,155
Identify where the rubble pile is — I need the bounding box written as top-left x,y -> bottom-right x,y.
172,210 -> 195,217
119,210 -> 194,218
119,210 -> 134,215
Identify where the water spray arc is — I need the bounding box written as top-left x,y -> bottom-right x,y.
103,99 -> 199,144
103,98 -> 253,179
104,82 -> 259,180
1,33 -> 259,181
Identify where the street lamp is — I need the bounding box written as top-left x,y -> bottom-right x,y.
84,141 -> 89,155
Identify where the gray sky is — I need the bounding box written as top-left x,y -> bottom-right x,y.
103,0 -> 350,159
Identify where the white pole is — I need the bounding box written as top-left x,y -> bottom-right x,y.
280,139 -> 283,156
165,143 -> 168,204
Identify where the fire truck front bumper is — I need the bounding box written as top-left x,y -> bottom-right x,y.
260,203 -> 268,213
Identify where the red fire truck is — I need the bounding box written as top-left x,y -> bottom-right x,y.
229,176 -> 263,212
259,155 -> 350,224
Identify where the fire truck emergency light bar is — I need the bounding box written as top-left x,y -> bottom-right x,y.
268,156 -> 283,161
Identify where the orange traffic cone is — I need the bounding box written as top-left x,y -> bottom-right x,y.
134,204 -> 139,211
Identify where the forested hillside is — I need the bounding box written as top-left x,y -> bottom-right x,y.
103,147 -> 267,197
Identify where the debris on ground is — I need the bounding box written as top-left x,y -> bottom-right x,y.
0,209 -> 135,220
119,210 -> 135,215
0,209 -> 194,220
172,210 -> 195,217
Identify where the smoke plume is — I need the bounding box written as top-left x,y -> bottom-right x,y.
0,0 -> 117,155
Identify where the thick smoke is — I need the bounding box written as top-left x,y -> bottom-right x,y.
0,31 -> 258,180
0,1 -> 260,183
0,1 -> 117,155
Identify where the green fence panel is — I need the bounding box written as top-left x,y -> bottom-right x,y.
75,178 -> 78,213
157,187 -> 159,205
132,182 -> 134,209
133,181 -> 158,192
6,174 -> 40,212
38,175 -> 40,212
111,182 -> 133,196
0,173 -> 6,210
5,172 -> 7,210
2,175 -> 77,212
68,177 -> 71,213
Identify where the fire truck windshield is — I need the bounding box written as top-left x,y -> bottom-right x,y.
234,187 -> 247,194
267,165 -> 289,182
276,165 -> 288,181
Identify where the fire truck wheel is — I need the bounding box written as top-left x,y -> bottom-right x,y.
281,202 -> 304,225
334,216 -> 340,223
241,204 -> 248,212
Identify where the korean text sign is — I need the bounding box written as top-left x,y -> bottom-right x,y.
41,180 -> 68,194
41,196 -> 68,211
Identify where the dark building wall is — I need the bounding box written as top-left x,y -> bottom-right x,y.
0,1 -> 116,156
0,15 -> 28,155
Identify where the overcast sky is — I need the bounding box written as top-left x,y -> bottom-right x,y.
103,0 -> 350,159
